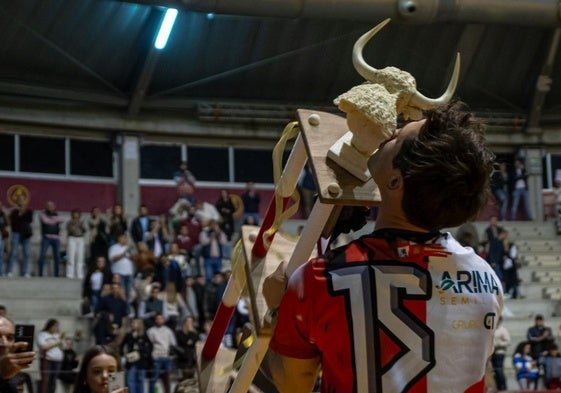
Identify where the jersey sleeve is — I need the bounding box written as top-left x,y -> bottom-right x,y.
269,262 -> 318,359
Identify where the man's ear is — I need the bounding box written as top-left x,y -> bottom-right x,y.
388,174 -> 402,190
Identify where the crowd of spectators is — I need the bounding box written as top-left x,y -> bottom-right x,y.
489,157 -> 560,227
488,310 -> 561,392
2,158 -> 561,392
490,158 -> 532,222
6,157 -> 559,392
456,216 -> 524,300
78,175 -> 257,360
0,162 -> 265,391
455,212 -> 561,391
507,314 -> 561,390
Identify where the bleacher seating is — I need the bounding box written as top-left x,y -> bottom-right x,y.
471,220 -> 561,390
0,277 -> 92,388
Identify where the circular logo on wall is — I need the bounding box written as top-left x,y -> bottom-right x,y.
7,185 -> 30,207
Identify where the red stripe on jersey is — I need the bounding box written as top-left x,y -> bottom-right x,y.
465,377 -> 486,393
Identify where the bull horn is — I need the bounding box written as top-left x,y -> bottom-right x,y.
409,52 -> 461,109
353,19 -> 461,109
352,18 -> 391,82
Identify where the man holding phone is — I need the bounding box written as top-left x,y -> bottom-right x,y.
0,316 -> 36,393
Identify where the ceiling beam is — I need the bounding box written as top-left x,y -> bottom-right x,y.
150,30 -> 357,97
526,28 -> 561,133
0,7 -> 124,95
0,105 -> 281,140
128,8 -> 166,116
453,24 -> 486,88
0,81 -> 128,107
113,0 -> 561,26
0,104 -> 557,148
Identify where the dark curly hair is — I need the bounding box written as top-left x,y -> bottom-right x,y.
42,318 -> 58,332
392,100 -> 495,230
72,345 -> 120,393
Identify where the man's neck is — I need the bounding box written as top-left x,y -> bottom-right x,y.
374,205 -> 429,233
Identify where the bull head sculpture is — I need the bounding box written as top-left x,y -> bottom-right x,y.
352,18 -> 460,121
329,18 -> 461,182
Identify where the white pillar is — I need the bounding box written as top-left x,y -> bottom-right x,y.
118,135 -> 141,217
524,148 -> 544,221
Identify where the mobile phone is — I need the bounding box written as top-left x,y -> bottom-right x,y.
14,324 -> 34,352
108,371 -> 125,392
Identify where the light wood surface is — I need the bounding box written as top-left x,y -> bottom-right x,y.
297,108 -> 382,206
197,343 -> 236,393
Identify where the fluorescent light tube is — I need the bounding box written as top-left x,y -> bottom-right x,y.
154,8 -> 178,50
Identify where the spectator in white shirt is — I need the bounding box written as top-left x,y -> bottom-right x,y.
146,314 -> 176,393
66,209 -> 87,279
37,319 -> 64,393
108,234 -> 135,301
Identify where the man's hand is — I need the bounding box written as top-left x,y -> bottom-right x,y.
0,342 -> 35,380
539,330 -> 551,341
263,261 -> 288,311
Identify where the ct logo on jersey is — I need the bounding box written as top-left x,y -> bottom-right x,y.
483,312 -> 497,330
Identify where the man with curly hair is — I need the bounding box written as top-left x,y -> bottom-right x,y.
264,101 -> 503,393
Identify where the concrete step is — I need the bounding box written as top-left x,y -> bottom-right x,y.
0,277 -> 82,297
516,239 -> 561,248
502,223 -> 558,240
9,315 -> 93,339
521,253 -> 561,267
0,277 -> 83,318
544,287 -> 561,300
532,270 -> 561,279
448,221 -> 558,239
532,275 -> 561,285
517,266 -> 561,283
509,276 -> 561,301
501,298 -> 558,319
518,245 -> 561,253
5,298 -> 81,317
522,252 -> 561,260
501,314 -> 561,337
517,282 -> 552,298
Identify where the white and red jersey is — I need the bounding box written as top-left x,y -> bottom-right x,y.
270,229 -> 503,393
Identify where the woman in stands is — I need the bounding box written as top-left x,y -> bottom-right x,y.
120,319 -> 152,393
513,341 -> 539,390
82,256 -> 113,315
37,319 -> 64,393
72,345 -> 127,393
109,204 -> 128,245
160,282 -> 187,331
174,316 -> 199,380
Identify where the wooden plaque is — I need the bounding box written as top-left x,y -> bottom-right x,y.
297,109 -> 382,206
